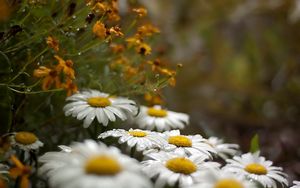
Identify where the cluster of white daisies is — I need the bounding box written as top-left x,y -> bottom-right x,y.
38,130 -> 293,188
3,89 -> 300,188
63,89 -> 189,130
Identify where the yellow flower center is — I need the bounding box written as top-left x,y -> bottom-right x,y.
165,157 -> 197,175
128,131 -> 147,137
147,108 -> 167,117
214,179 -> 244,188
15,132 -> 38,145
244,163 -> 267,175
168,135 -> 192,147
87,97 -> 111,108
85,155 -> 122,175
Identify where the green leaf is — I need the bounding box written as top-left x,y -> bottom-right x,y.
250,134 -> 260,153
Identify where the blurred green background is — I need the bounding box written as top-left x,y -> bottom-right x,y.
140,0 -> 300,181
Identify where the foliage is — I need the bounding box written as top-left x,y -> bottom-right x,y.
250,134 -> 260,153
0,0 -> 177,137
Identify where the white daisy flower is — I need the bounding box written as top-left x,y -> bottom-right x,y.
188,169 -> 257,188
57,145 -> 72,153
135,105 -> 189,131
291,181 -> 300,188
142,151 -> 220,188
39,140 -> 152,188
63,90 -> 138,128
10,131 -> 43,151
206,137 -> 239,160
161,130 -> 216,159
223,152 -> 288,188
99,129 -> 165,152
39,145 -> 75,178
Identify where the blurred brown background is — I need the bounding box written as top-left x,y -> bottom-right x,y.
138,0 -> 300,181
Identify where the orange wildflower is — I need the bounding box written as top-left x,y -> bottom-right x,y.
33,66 -> 61,90
107,0 -> 120,21
33,66 -> 51,77
54,55 -> 75,79
147,59 -> 178,86
177,63 -> 183,68
111,0 -> 119,11
62,79 -> 78,96
126,35 -> 141,46
107,10 -> 120,22
108,26 -> 124,37
144,92 -> 164,106
110,44 -> 125,53
46,36 -> 59,52
137,24 -> 160,37
9,155 -> 31,188
156,67 -> 177,87
168,76 -> 176,87
88,0 -> 119,21
136,43 -> 151,55
43,70 -> 60,90
132,7 -> 147,18
124,65 -> 138,79
147,59 -> 166,71
92,2 -> 108,13
0,177 -> 7,188
157,67 -> 176,77
93,21 -> 107,39
0,0 -> 11,22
